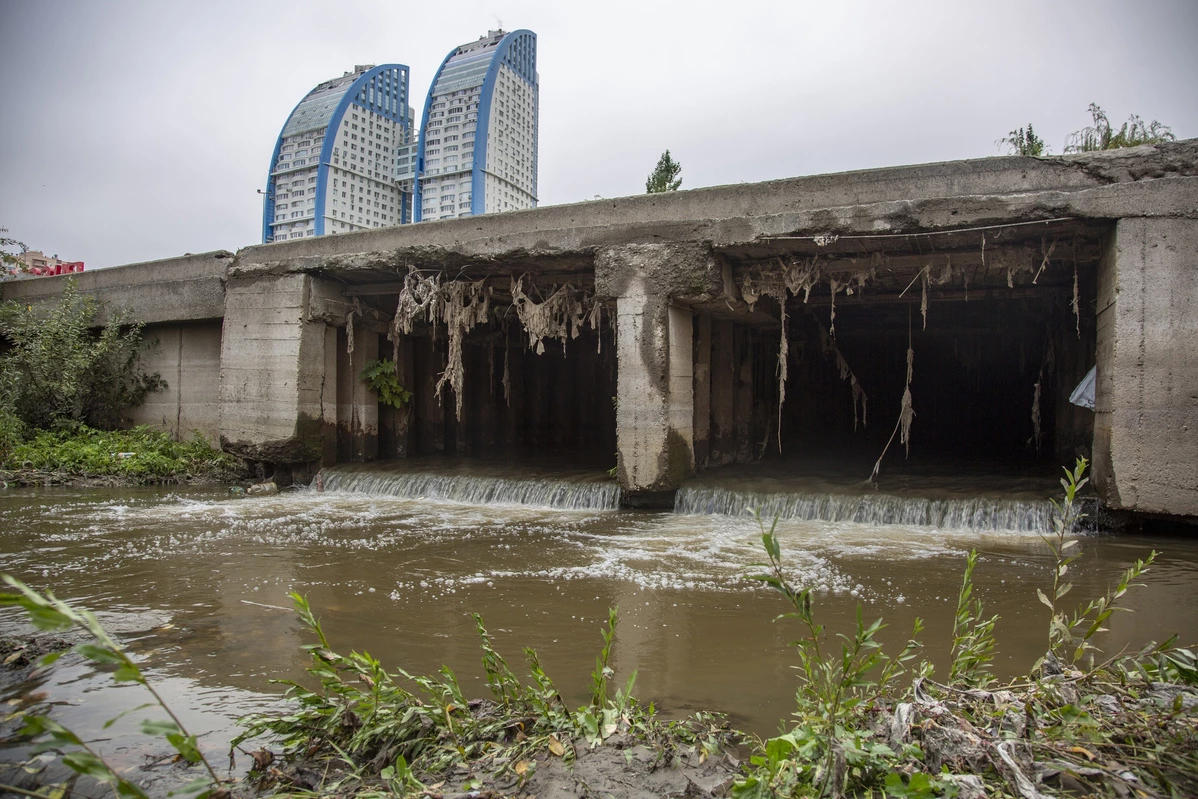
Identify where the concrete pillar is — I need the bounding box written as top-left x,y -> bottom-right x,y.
612,287 -> 694,493
693,313 -> 712,469
503,339 -> 525,449
668,305 -> 695,459
417,340 -> 446,454
394,338 -> 415,457
734,329 -> 754,462
710,320 -> 736,465
1093,218 -> 1198,517
595,243 -> 720,499
219,272 -> 328,465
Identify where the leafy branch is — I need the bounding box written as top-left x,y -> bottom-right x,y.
0,574 -> 225,798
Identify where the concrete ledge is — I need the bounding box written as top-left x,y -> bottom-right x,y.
1,251 -> 231,324
236,141 -> 1198,268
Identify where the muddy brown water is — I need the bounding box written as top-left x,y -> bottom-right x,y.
1,460 -> 1196,786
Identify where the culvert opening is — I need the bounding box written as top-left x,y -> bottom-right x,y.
336,267 -> 617,467
697,221 -> 1104,482
781,291 -> 1095,468
403,324 -> 616,461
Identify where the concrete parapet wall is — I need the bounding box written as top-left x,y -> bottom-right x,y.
1094,218 -> 1198,517
233,141 -> 1198,271
129,321 -> 222,445
0,251 -> 230,325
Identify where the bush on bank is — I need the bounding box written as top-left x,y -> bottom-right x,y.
0,422 -> 244,484
0,279 -> 243,483
0,279 -> 164,433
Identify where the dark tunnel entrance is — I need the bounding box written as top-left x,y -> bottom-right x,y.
334,264 -> 618,468
400,324 -> 616,461
781,291 -> 1095,467
697,220 -> 1105,480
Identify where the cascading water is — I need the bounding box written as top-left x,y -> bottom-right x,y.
317,464 -> 622,511
674,486 -> 1055,533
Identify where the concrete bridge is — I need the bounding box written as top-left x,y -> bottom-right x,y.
5,141 -> 1196,519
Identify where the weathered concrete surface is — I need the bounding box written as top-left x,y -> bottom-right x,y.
0,251 -> 229,325
230,141 -> 1198,275
597,244 -> 720,494
218,272 -> 325,463
129,322 -> 222,445
1093,218 -> 1198,517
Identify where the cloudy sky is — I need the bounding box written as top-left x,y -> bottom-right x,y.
1,0 -> 1195,268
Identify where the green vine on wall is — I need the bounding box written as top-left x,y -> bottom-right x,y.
360,359 -> 412,409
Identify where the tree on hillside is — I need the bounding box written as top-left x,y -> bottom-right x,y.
1065,103 -> 1175,152
999,124 -> 1049,156
646,150 -> 683,193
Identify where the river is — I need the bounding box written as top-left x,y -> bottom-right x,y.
1,460 -> 1196,788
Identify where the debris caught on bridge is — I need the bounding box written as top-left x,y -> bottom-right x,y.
435,280 -> 490,421
381,268 -> 604,421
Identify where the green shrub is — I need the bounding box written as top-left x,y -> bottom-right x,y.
1,423 -> 242,482
360,358 -> 412,409
0,278 -> 165,430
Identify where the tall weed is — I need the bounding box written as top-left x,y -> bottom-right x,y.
0,575 -> 225,799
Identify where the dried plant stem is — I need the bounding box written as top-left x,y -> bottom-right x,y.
869,311 -> 915,484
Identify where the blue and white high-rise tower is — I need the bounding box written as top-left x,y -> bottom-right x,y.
414,30 -> 538,222
263,64 -> 414,243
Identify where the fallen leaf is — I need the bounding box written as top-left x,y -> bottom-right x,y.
1069,745 -> 1096,761
548,736 -> 565,757
4,651 -> 24,665
515,760 -> 531,775
249,749 -> 274,770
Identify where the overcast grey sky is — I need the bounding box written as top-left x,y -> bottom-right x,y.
1,0 -> 1195,268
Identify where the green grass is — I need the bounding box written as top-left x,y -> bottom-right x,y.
1,423 -> 243,483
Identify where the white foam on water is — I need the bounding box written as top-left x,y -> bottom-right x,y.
676,486 -> 1056,534
7,471 -> 1060,604
320,466 -> 622,511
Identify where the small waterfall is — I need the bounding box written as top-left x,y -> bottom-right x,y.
318,467 -> 621,511
675,486 -> 1055,533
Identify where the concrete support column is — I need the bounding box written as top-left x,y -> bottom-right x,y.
596,243 -> 721,501
1093,218 -> 1198,517
613,288 -> 694,494
320,326 -> 338,464
392,339 -> 415,457
219,272 -> 328,466
418,341 -> 446,454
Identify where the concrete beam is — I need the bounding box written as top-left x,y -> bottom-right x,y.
1093,218 -> 1198,518
0,251 -> 230,325
228,141 -> 1198,278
